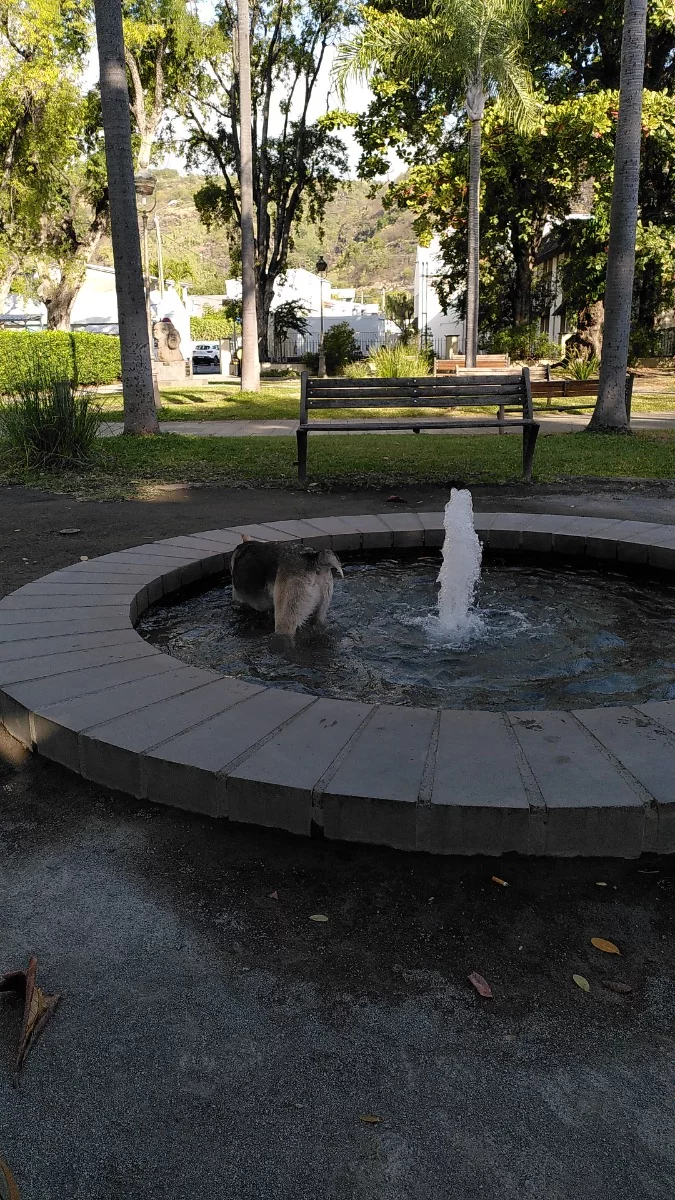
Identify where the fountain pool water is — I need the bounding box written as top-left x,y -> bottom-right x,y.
138,549 -> 675,711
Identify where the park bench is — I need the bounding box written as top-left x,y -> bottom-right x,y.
530,375 -> 634,417
435,354 -> 510,374
297,367 -> 540,483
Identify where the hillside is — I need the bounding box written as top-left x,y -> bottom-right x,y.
94,172 -> 417,295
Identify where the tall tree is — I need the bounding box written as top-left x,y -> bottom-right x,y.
337,0 -> 536,365
187,0 -> 352,360
94,0 -> 159,433
589,0 -> 649,430
237,0 -> 260,390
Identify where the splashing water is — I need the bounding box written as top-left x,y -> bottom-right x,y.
435,488 -> 484,640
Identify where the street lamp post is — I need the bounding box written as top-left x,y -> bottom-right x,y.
316,254 -> 327,377
134,172 -> 157,351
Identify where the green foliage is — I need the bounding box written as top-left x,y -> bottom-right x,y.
564,351 -> 600,380
349,342 -> 431,377
273,301 -> 310,345
190,315 -> 236,340
0,331 -> 121,392
305,322 -> 360,374
0,366 -> 103,469
491,323 -> 560,363
384,290 -> 415,330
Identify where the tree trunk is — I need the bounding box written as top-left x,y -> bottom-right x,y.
93,0 -> 159,434
464,81 -> 484,368
44,230 -> 106,331
567,301 -> 605,360
589,0 -> 648,432
237,0 -> 261,392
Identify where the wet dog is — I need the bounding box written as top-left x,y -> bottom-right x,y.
230,536 -> 343,645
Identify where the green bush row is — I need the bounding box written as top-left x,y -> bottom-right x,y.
0,330 -> 122,391
190,315 -> 236,340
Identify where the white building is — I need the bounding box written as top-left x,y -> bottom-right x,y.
414,238 -> 464,357
0,264 -> 121,332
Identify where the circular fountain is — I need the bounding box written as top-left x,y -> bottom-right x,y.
2,506 -> 675,857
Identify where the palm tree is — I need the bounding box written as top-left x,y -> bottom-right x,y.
236,0 -> 261,392
336,0 -> 536,367
588,0 -> 648,432
93,0 -> 159,434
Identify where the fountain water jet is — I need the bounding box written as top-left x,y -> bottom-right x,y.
436,488 -> 484,639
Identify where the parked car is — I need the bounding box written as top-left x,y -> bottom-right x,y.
192,341 -> 221,367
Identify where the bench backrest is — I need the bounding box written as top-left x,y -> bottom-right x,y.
301,368 -> 533,420
435,354 -> 510,375
531,375 -> 634,403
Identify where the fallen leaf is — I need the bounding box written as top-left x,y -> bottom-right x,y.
58,528 -> 81,535
386,495 -> 404,503
0,956 -> 61,1083
595,881 -> 608,887
573,974 -> 590,992
309,914 -> 328,923
638,867 -> 660,875
602,980 -> 633,995
467,972 -> 493,998
79,555 -> 89,561
0,1155 -> 20,1199
491,876 -> 508,887
359,1114 -> 381,1124
269,891 -> 279,900
591,938 -> 620,955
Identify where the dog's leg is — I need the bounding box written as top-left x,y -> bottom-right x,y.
313,573 -> 335,624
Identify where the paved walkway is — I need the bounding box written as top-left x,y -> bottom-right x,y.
100,411 -> 675,438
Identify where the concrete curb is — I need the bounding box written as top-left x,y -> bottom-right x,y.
2,512 -> 675,857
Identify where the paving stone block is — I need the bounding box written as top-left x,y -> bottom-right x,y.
2,653 -> 176,716
415,513 -> 444,548
0,628 -> 139,664
145,688 -> 313,816
336,514 -> 394,550
226,697 -> 372,835
157,534 -> 241,552
0,692 -> 32,746
106,545 -> 208,562
0,591 -> 137,611
322,705 -> 436,849
0,607 -> 131,631
33,664 -> 219,772
294,517 -> 362,553
418,711 -> 530,855
258,519 -> 330,548
377,512 -> 425,548
0,632 -> 154,687
230,523 -> 299,543
509,711 -> 644,856
80,677 -> 256,798
576,705 -> 675,852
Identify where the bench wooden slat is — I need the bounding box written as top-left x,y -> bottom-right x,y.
301,418 -> 532,431
307,392 -> 524,409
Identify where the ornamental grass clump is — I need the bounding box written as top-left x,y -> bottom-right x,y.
0,365 -> 103,470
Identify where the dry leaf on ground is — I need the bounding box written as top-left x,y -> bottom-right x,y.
359,1115 -> 381,1124
269,891 -> 279,900
573,974 -> 590,992
0,1155 -> 20,1199
591,938 -> 620,955
595,881 -> 608,887
491,876 -> 508,887
602,980 -> 633,995
0,956 -> 61,1083
309,914 -> 328,923
467,972 -> 493,998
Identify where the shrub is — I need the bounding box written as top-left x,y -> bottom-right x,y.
564,350 -> 600,380
491,322 -> 560,363
346,343 -> 431,378
304,322 -> 360,375
0,330 -> 121,392
190,315 -> 236,340
0,362 -> 103,469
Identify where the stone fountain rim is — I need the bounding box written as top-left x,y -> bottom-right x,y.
2,510 -> 675,857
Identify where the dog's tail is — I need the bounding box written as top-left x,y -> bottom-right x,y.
317,549 -> 344,578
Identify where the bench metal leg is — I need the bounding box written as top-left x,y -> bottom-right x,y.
297,428 -> 308,483
522,423 -> 540,482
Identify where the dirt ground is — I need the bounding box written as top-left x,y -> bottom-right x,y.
1,480 -> 675,1199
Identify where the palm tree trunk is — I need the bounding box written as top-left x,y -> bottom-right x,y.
93,0 -> 159,434
237,0 -> 261,392
588,0 -> 648,432
464,84 -> 484,369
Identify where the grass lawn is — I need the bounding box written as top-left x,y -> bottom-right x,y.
96,383 -> 675,423
2,429 -> 673,499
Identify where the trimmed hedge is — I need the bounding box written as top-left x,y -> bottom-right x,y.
0,330 -> 122,392
190,315 -> 236,340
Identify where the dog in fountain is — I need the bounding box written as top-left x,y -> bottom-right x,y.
230,536 -> 343,646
